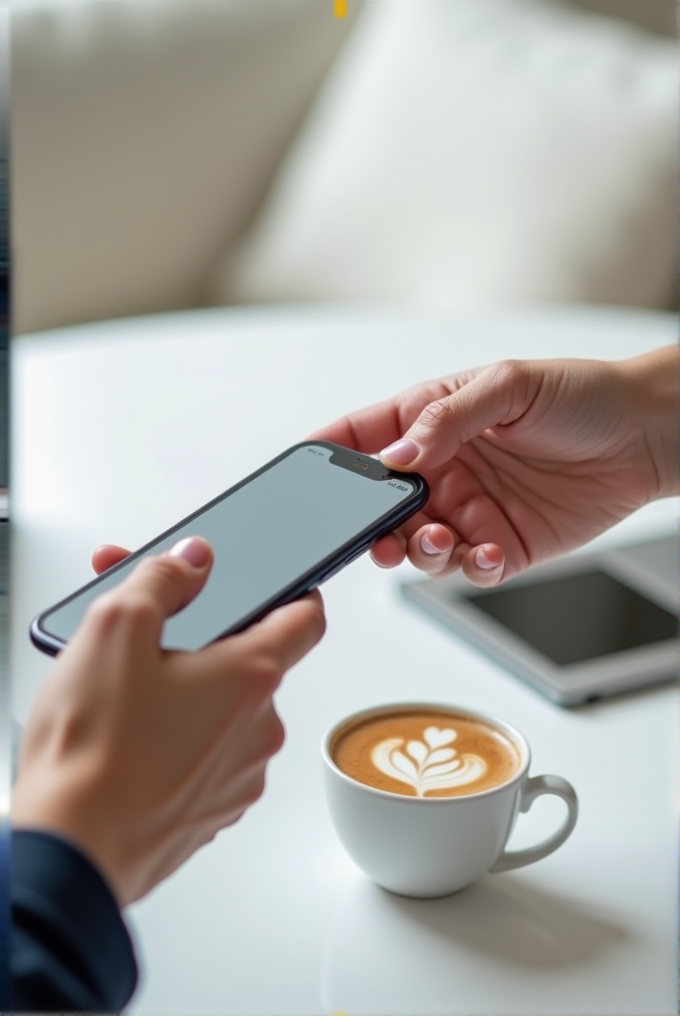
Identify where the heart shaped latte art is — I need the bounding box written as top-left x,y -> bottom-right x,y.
371,725 -> 487,797
424,726 -> 456,749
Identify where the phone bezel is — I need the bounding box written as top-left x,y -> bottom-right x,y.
31,441 -> 429,656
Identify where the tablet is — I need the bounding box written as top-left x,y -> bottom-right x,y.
401,533 -> 678,706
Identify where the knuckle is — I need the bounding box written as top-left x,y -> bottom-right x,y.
139,554 -> 182,590
85,592 -> 124,631
244,708 -> 286,768
243,770 -> 267,808
307,601 -> 327,642
489,359 -> 527,389
267,711 -> 286,755
87,590 -> 157,633
418,398 -> 456,430
198,828 -> 218,849
250,654 -> 284,692
123,595 -> 159,629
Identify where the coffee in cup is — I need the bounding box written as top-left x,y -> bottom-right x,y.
322,703 -> 578,898
330,708 -> 521,799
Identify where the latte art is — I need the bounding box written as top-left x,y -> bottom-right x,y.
372,726 -> 487,797
331,709 -> 521,798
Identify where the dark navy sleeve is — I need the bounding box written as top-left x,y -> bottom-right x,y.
11,829 -> 138,1012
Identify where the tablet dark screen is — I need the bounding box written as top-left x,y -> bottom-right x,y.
465,570 -> 677,666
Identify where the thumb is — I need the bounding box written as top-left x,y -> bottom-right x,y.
379,361 -> 533,472
110,536 -> 214,629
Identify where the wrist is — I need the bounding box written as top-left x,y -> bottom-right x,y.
12,777 -> 127,907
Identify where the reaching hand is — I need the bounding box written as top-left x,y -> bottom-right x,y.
13,537 -> 326,906
311,348 -> 678,585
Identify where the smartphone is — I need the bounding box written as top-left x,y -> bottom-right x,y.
31,441 -> 428,656
401,533 -> 678,707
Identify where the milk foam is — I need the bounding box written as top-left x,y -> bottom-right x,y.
371,725 -> 486,797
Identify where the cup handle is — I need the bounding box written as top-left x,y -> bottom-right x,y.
489,774 -> 578,873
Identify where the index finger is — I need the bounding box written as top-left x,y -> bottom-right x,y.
307,377 -> 455,455
92,544 -> 131,575
307,395 -> 405,454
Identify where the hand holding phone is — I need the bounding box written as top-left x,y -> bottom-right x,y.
32,442 -> 428,655
16,536 -> 327,906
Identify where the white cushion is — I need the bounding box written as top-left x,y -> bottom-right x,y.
12,0 -> 357,334
215,0 -> 679,312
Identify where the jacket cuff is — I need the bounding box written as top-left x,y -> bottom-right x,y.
11,829 -> 138,1012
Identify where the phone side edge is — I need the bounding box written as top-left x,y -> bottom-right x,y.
29,615 -> 63,657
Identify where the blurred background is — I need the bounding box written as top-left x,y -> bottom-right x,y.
11,0 -> 678,336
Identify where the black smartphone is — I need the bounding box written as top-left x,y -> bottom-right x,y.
31,441 -> 429,656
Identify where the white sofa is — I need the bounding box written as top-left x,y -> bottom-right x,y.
11,0 -> 678,336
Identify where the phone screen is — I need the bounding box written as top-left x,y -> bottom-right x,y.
37,444 -> 422,651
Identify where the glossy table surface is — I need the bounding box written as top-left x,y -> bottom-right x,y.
11,304 -> 678,1015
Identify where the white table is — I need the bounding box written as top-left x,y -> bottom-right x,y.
11,304 -> 678,1016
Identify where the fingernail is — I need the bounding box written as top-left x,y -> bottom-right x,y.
421,533 -> 445,555
169,536 -> 209,567
380,438 -> 420,466
476,546 -> 501,570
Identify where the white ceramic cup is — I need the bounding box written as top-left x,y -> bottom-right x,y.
322,703 -> 578,898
